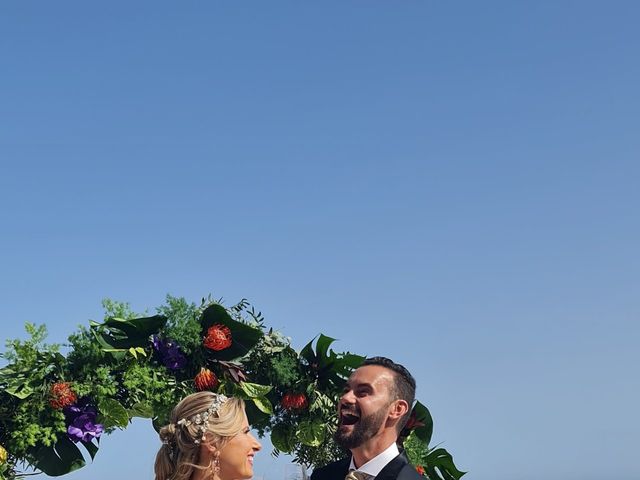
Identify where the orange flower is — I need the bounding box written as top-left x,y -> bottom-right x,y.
49,382 -> 77,409
194,367 -> 219,391
203,324 -> 232,351
415,465 -> 426,476
281,392 -> 308,411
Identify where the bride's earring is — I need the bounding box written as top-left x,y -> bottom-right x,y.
213,452 -> 220,475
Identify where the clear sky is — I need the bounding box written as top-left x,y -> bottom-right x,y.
1,2 -> 639,480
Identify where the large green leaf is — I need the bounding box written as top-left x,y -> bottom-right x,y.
315,334 -> 336,362
412,401 -> 434,446
91,315 -> 167,351
300,335 -> 365,389
4,383 -> 33,399
300,334 -> 338,365
81,440 -> 99,461
33,437 -> 86,476
200,304 -> 263,360
239,381 -> 272,398
129,402 -> 154,419
251,396 -> 274,415
299,338 -> 315,363
425,448 -> 466,480
270,423 -> 295,453
98,398 -> 129,428
297,419 -> 325,447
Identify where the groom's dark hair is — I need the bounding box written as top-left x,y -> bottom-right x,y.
362,356 -> 416,432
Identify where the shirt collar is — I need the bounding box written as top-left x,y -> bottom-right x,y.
348,442 -> 400,478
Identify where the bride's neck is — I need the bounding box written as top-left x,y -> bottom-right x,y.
192,467 -> 219,480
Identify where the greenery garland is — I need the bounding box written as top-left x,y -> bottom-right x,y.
0,295 -> 465,480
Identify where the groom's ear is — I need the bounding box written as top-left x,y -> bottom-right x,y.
388,399 -> 410,421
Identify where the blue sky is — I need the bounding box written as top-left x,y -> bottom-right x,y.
1,2 -> 639,479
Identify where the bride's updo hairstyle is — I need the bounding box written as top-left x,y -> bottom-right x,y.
154,391 -> 246,480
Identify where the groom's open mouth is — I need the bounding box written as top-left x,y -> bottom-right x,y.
339,410 -> 360,427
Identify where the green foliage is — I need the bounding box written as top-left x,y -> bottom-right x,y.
0,295 -> 465,480
0,325 -> 68,479
404,431 -> 466,480
404,431 -> 430,467
425,448 -> 466,480
100,299 -> 140,320
156,295 -> 202,355
98,399 -> 129,429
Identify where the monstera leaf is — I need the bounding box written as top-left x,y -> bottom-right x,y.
32,437 -> 86,477
300,334 -> 364,389
90,315 -> 167,356
410,401 -> 434,446
425,448 -> 466,480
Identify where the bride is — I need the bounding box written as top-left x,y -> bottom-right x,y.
155,392 -> 262,480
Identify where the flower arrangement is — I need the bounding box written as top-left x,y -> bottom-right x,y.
0,295 -> 465,480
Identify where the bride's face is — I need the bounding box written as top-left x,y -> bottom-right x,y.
218,412 -> 261,479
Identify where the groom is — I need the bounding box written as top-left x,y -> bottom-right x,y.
311,356 -> 424,480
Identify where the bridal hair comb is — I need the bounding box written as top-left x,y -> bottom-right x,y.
176,393 -> 229,444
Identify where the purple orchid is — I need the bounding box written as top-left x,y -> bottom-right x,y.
64,398 -> 104,444
151,335 -> 187,370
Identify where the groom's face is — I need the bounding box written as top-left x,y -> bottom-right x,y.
334,365 -> 396,449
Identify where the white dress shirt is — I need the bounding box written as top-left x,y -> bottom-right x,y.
348,442 -> 400,479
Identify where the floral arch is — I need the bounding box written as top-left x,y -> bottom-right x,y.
0,296 -> 465,480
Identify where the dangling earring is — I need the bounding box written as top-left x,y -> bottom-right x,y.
213,452 -> 220,476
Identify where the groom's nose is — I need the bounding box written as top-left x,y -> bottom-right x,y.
340,388 -> 356,405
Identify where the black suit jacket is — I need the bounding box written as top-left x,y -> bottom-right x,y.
310,452 -> 423,480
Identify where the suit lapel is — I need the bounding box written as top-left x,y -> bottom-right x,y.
373,452 -> 409,480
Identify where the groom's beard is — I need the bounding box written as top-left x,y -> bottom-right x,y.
334,406 -> 388,450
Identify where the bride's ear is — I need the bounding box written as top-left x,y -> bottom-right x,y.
201,437 -> 220,455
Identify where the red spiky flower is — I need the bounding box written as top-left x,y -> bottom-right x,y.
416,465 -> 426,476
203,324 -> 232,351
194,367 -> 219,391
404,409 -> 426,431
49,382 -> 77,410
281,392 -> 308,411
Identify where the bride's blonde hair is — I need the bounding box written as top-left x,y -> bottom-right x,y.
154,392 -> 246,480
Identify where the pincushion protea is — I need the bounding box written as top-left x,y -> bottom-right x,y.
203,324 -> 232,351
281,392 -> 308,411
194,367 -> 219,391
49,382 -> 77,410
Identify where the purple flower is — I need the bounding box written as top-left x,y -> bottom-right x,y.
64,399 -> 104,444
151,335 -> 187,370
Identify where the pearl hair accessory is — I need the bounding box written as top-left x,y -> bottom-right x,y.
176,394 -> 229,444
